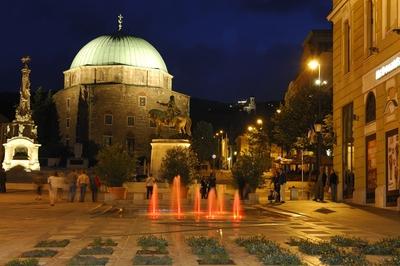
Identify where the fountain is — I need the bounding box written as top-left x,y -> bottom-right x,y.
194,184 -> 201,214
207,188 -> 217,219
217,186 -> 225,214
148,183 -> 159,218
232,190 -> 242,220
171,175 -> 182,218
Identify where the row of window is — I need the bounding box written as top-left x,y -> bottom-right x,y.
343,0 -> 400,74
66,115 -> 156,128
65,137 -> 135,154
65,96 -> 148,109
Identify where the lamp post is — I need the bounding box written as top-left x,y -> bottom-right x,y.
308,59 -> 327,182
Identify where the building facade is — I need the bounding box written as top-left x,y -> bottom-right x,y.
54,32 -> 190,160
329,0 -> 400,207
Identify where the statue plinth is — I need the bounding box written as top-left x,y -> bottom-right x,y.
150,139 -> 190,179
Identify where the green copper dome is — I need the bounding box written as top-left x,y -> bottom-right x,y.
70,34 -> 168,72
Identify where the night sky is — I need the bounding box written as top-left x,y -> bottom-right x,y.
0,0 -> 331,103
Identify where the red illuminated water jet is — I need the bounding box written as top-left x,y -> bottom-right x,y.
217,186 -> 225,214
148,183 -> 159,218
194,184 -> 201,214
232,190 -> 242,220
171,175 -> 182,218
207,188 -> 217,219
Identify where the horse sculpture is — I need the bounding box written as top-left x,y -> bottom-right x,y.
149,109 -> 192,137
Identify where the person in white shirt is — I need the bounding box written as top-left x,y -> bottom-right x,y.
47,172 -> 59,206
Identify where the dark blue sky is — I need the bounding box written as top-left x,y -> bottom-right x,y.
0,0 -> 331,102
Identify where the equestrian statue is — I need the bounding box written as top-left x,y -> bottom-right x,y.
149,95 -> 192,137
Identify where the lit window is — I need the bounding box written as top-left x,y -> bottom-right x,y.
104,114 -> 113,125
103,135 -> 112,146
66,118 -> 70,128
127,116 -> 135,127
139,96 -> 146,107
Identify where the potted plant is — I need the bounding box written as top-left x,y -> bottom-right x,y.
95,144 -> 136,200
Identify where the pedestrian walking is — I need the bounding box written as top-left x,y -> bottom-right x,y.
77,170 -> 90,202
48,172 -> 59,206
33,173 -> 45,200
90,174 -> 101,202
278,169 -> 287,203
0,168 -> 7,193
67,170 -> 78,202
329,169 -> 338,202
146,174 -> 155,199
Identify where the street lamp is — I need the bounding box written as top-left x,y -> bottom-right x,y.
212,154 -> 217,170
256,119 -> 263,125
276,109 -> 281,114
247,126 -> 254,132
314,121 -> 322,183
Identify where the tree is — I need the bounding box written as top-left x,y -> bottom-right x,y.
32,87 -> 68,158
231,151 -> 267,199
95,144 -> 136,187
160,147 -> 199,186
271,85 -> 332,152
191,121 -> 217,163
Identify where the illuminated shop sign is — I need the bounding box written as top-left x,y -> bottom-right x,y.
375,57 -> 400,80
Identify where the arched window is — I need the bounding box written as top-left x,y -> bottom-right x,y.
365,91 -> 376,123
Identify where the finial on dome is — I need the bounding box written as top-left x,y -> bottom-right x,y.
118,14 -> 123,31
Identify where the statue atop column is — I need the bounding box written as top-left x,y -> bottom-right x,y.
15,56 -> 33,123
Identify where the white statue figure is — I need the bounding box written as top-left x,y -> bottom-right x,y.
6,125 -> 10,133
18,124 -> 24,136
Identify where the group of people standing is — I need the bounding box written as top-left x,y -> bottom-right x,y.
314,168 -> 338,202
271,168 -> 287,203
200,173 -> 217,199
45,170 -> 101,206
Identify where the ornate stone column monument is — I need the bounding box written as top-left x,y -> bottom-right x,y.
2,56 -> 41,171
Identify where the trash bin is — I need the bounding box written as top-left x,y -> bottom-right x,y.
290,186 -> 298,200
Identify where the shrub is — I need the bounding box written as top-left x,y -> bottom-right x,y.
5,259 -> 39,266
68,255 -> 108,266
236,235 -> 302,265
20,249 -> 58,258
297,239 -> 337,255
320,249 -> 367,266
35,239 -> 70,248
137,235 -> 168,253
160,147 -> 199,186
95,144 -> 136,187
359,239 -> 399,255
133,255 -> 173,265
186,236 -> 231,265
78,246 -> 113,255
330,235 -> 368,247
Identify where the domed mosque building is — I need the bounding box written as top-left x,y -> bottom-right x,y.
53,17 -> 190,161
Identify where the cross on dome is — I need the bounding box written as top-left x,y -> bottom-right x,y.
118,14 -> 123,31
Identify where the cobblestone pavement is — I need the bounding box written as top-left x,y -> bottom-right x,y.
0,191 -> 399,265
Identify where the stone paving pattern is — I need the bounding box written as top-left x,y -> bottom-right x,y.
0,191 -> 399,265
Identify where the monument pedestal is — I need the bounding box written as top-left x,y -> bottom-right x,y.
150,139 -> 190,179
2,137 -> 41,172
